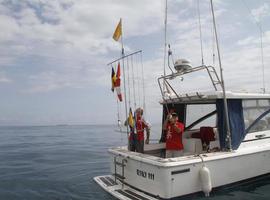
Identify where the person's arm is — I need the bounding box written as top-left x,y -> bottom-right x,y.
143,120 -> 150,144
163,114 -> 171,130
173,122 -> 183,134
145,127 -> 150,144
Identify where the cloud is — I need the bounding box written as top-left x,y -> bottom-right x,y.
0,0 -> 270,125
251,3 -> 270,22
0,0 -> 166,94
0,0 -> 164,53
0,71 -> 11,83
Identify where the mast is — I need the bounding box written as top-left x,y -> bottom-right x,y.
259,25 -> 265,93
210,0 -> 232,151
119,18 -> 129,138
163,0 -> 168,89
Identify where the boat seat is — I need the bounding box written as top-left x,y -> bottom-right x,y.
183,138 -> 203,154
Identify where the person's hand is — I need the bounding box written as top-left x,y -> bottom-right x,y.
145,138 -> 149,144
167,132 -> 172,139
166,114 -> 172,121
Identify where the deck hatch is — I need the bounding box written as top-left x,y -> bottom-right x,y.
106,176 -> 117,185
125,190 -> 152,200
116,189 -> 140,200
171,168 -> 190,175
100,177 -> 114,187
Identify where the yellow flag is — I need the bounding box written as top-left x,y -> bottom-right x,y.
113,19 -> 122,41
128,108 -> 134,128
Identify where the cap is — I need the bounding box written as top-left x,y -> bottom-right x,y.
171,112 -> 178,117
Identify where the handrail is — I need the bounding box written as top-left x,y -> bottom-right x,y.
158,65 -> 222,103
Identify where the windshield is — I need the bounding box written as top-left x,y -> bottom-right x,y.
185,104 -> 217,130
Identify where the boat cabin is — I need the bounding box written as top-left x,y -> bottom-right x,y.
142,64 -> 270,158
144,91 -> 270,158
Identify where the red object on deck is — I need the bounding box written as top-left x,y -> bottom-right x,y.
191,127 -> 215,145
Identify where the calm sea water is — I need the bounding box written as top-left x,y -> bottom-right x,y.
0,125 -> 270,200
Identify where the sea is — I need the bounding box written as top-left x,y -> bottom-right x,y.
0,125 -> 270,200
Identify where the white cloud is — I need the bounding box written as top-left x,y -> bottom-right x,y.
0,0 -> 270,125
0,71 -> 11,83
0,0 -> 166,95
251,3 -> 270,22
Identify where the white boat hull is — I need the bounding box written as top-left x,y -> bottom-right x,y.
94,136 -> 270,199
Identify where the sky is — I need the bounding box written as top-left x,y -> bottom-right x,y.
0,0 -> 270,126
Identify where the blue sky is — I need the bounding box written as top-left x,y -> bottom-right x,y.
0,0 -> 269,126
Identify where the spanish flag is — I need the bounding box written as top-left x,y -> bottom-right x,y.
128,108 -> 134,128
114,62 -> 122,101
111,67 -> 116,92
113,19 -> 122,41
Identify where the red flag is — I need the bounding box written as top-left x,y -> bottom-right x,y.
114,62 -> 122,101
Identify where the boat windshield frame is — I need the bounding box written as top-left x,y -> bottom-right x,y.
157,65 -> 222,103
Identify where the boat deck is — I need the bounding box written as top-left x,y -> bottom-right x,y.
109,138 -> 270,167
94,175 -> 159,200
109,145 -> 230,166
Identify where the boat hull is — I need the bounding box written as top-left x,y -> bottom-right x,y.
95,141 -> 270,199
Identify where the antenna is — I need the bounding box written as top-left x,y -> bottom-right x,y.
241,0 -> 266,93
163,0 -> 168,93
210,0 -> 232,151
208,1 -> 216,66
197,0 -> 205,66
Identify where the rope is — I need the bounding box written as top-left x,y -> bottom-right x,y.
131,55 -> 137,109
197,0 -> 204,65
135,53 -> 141,107
126,57 -> 131,109
116,98 -> 123,142
140,52 -> 146,118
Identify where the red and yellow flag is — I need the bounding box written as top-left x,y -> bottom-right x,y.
113,19 -> 122,41
111,67 -> 116,92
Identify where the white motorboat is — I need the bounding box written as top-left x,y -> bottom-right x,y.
94,64 -> 270,199
94,1 -> 270,199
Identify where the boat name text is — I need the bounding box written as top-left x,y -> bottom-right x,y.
136,169 -> 154,180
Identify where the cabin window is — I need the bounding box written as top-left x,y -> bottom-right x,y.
243,99 -> 270,133
185,104 -> 216,130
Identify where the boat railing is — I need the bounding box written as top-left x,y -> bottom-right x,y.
157,65 -> 222,102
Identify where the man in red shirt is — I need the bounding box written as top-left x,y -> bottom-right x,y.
135,108 -> 150,153
126,108 -> 150,153
163,112 -> 184,158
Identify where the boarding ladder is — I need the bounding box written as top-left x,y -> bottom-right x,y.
113,157 -> 127,188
